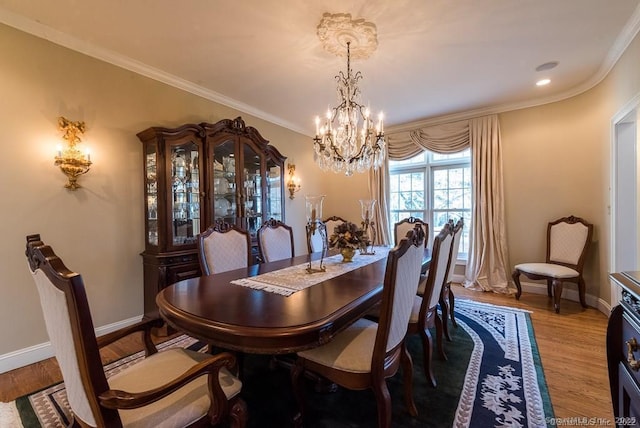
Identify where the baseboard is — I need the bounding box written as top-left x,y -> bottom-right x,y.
517,281 -> 611,316
0,315 -> 143,374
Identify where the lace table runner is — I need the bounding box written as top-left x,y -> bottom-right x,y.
231,247 -> 391,296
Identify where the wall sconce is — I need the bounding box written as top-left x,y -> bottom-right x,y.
54,116 -> 92,190
287,163 -> 301,199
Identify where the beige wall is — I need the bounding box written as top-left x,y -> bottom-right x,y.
0,24 -> 313,358
501,31 -> 640,303
3,19 -> 640,366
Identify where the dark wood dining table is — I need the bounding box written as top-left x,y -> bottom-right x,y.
156,249 -> 431,355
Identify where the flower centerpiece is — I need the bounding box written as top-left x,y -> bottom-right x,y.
329,221 -> 368,262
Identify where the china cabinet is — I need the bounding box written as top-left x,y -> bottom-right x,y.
137,117 -> 286,316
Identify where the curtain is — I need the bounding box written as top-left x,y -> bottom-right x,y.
371,114 -> 512,293
464,115 -> 511,293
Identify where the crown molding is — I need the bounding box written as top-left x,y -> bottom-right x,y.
0,8 -> 308,136
387,4 -> 640,134
2,5 -> 639,137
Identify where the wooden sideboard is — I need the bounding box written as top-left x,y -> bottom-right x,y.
607,272 -> 640,425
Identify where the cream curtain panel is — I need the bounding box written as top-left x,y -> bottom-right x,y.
370,114 -> 511,293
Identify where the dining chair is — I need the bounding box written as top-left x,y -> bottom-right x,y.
198,221 -> 252,275
291,227 -> 426,428
322,215 -> 348,240
257,218 -> 295,262
408,221 -> 454,387
394,216 -> 428,247
305,221 -> 327,254
25,234 -> 247,428
439,218 -> 464,341
512,215 -> 593,313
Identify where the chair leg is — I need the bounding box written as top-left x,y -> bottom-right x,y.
229,396 -> 248,428
400,341 -> 418,417
372,376 -> 392,428
512,270 -> 523,300
435,312 -> 447,361
578,276 -> 588,308
552,279 -> 563,314
419,328 -> 437,387
449,287 -> 457,328
546,279 -> 553,298
291,358 -> 306,428
439,287 -> 452,341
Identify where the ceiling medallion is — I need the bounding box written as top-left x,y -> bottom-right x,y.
312,13 -> 386,176
316,13 -> 378,60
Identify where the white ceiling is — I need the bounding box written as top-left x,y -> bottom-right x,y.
1,0 -> 639,135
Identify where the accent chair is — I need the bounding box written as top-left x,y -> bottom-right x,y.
512,215 -> 593,313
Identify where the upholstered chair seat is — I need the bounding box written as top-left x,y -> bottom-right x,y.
514,262 -> 579,278
296,318 -> 377,373
109,349 -> 242,427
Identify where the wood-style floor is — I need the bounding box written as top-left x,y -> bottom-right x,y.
0,284 -> 613,423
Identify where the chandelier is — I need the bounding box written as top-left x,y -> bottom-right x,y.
313,14 -> 386,176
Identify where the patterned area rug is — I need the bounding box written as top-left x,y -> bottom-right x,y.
2,300 -> 553,427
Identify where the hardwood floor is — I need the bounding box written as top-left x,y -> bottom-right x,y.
0,284 -> 613,423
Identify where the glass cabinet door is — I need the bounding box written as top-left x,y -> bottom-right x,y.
211,138 -> 238,224
145,143 -> 159,246
266,159 -> 282,221
169,139 -> 201,246
242,143 -> 263,237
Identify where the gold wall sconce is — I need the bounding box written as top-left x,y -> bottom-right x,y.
54,116 -> 92,190
287,163 -> 301,199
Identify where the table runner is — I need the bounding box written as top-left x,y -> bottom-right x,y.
231,247 -> 391,296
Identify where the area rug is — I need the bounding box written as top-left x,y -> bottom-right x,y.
2,300 -> 553,427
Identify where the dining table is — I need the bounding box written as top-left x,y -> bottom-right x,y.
156,247 -> 431,355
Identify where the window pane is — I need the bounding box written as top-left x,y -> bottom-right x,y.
433,169 -> 447,189
449,189 -> 463,209
432,148 -> 470,161
389,149 -> 470,258
449,168 -> 464,188
389,152 -> 426,166
433,189 -> 448,209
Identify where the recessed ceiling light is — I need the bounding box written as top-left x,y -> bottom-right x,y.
536,61 -> 558,72
536,78 -> 551,86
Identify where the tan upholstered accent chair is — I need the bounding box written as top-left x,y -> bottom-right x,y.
198,221 -> 251,275
306,221 -> 327,254
512,215 -> 593,313
25,234 -> 247,428
257,218 -> 294,262
408,222 -> 454,387
291,227 -> 426,428
440,218 -> 464,341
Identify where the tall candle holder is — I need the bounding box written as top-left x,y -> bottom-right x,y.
359,199 -> 377,255
305,195 -> 327,273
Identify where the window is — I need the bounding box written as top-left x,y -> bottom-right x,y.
389,149 -> 471,259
